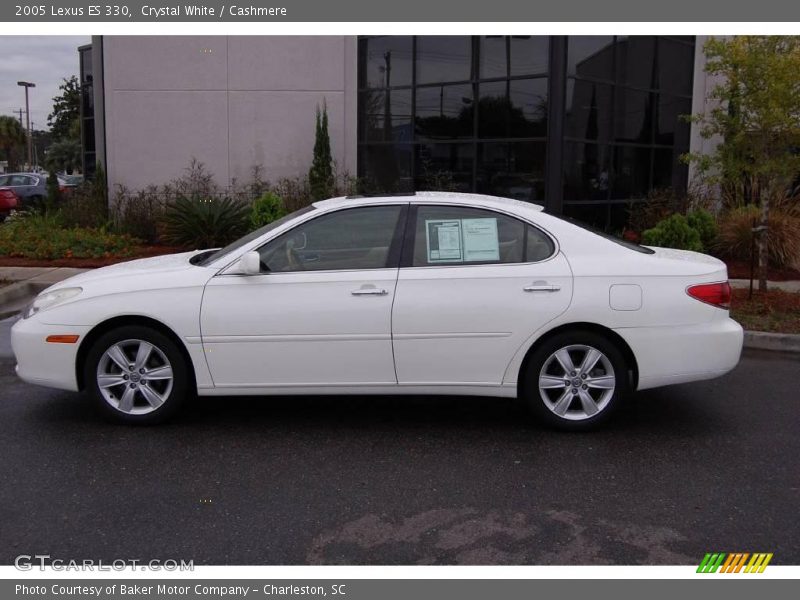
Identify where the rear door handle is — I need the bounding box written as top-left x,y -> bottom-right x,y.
523,284 -> 561,292
351,288 -> 388,296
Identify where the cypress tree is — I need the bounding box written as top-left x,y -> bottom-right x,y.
309,100 -> 334,201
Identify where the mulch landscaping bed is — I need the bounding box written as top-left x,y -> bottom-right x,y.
0,246 -> 184,268
731,287 -> 800,335
725,260 -> 800,281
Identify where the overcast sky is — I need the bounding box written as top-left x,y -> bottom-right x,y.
0,36 -> 91,132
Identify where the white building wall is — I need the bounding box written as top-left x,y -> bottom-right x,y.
688,35 -> 725,187
101,35 -> 357,192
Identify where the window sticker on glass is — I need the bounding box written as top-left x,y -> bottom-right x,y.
462,218 -> 500,262
426,219 -> 463,262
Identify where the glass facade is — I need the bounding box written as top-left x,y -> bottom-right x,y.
357,36 -> 695,230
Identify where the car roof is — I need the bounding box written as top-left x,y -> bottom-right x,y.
313,191 -> 544,213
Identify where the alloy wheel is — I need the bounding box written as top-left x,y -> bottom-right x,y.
96,339 -> 174,415
538,344 -> 616,421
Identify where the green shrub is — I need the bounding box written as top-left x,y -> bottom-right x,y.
0,212 -> 138,259
110,185 -> 165,244
162,195 -> 248,249
249,191 -> 287,229
686,207 -> 718,251
642,214 -> 703,252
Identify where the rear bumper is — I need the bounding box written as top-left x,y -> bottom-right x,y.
11,316 -> 88,392
616,317 -> 744,391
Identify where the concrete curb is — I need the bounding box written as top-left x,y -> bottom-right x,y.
0,281 -> 48,321
743,331 -> 800,354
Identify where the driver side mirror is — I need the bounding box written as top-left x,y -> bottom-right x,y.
239,251 -> 262,275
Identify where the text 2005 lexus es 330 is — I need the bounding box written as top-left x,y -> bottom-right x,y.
11,192 -> 743,429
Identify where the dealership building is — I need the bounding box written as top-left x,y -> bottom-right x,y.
80,35 -> 710,229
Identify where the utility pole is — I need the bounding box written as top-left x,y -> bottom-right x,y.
17,81 -> 35,170
13,108 -> 24,127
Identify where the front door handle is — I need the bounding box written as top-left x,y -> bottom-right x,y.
523,283 -> 561,292
351,288 -> 388,296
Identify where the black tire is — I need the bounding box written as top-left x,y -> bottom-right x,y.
521,330 -> 630,431
84,325 -> 190,425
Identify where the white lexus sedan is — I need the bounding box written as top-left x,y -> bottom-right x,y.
11,192 -> 743,429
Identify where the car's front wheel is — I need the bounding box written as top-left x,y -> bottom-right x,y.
84,325 -> 189,424
522,330 -> 629,431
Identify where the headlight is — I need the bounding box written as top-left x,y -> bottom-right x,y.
23,287 -> 82,319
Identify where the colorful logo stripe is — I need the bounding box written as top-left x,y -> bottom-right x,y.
697,553 -> 773,573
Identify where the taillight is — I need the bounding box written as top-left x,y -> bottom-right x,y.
687,281 -> 731,310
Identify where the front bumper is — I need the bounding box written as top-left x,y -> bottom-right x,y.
11,316 -> 90,392
616,316 -> 744,391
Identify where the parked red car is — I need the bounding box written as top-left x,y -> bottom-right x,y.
0,186 -> 19,222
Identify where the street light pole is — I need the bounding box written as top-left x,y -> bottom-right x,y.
17,81 -> 36,170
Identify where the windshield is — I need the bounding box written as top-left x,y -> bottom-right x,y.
552,213 -> 655,255
193,204 -> 317,266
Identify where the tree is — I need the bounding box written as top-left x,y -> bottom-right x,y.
47,75 -> 81,142
687,36 -> 800,291
0,115 -> 27,171
45,138 -> 82,173
308,100 -> 334,201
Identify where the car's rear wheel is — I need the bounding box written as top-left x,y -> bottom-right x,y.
522,330 -> 629,431
84,325 -> 189,424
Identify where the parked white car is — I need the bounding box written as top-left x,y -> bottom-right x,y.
11,192 -> 743,429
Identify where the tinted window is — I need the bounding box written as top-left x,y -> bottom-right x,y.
416,37 -> 472,84
478,78 -> 548,139
196,205 -> 316,266
526,224 -> 556,262
259,206 -> 403,272
410,205 -> 552,266
359,144 -> 413,193
359,36 -> 413,88
359,89 -> 413,142
568,36 -> 615,80
415,84 -> 473,140
480,36 -> 549,79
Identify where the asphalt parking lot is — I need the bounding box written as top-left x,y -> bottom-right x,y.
0,317 -> 798,565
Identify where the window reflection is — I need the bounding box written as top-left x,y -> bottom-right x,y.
478,79 -> 547,139
612,145 -> 652,199
615,88 -> 653,144
657,38 -> 695,95
415,84 -> 473,140
415,143 -> 473,192
477,142 -> 546,203
480,36 -> 549,79
416,36 -> 472,84
563,142 -> 612,201
616,36 -> 656,90
565,80 -> 613,142
568,36 -> 615,80
655,94 -> 691,146
359,144 -> 413,193
359,89 -> 413,142
356,35 -> 695,227
359,36 -> 413,88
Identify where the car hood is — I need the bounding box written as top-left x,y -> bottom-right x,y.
47,251 -> 211,291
